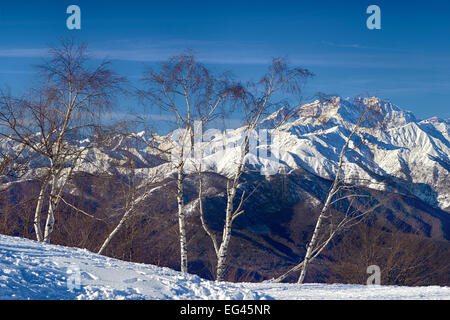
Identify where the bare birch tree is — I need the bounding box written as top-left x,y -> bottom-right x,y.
96,127 -> 167,255
0,39 -> 124,243
139,52 -> 239,273
274,96 -> 387,283
197,58 -> 313,281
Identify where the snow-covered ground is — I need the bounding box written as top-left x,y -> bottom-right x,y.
0,235 -> 449,300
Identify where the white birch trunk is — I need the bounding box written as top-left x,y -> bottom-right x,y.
43,195 -> 57,243
97,185 -> 163,255
215,144 -> 246,281
43,176 -> 58,243
33,180 -> 49,242
97,207 -> 133,255
43,202 -> 55,243
198,174 -> 219,256
177,164 -> 188,273
297,118 -> 362,284
297,186 -> 336,283
216,184 -> 236,281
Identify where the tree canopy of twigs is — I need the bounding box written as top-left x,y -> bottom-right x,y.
0,38 -> 125,243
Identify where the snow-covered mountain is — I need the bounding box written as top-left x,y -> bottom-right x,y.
253,97 -> 446,210
76,96 -> 449,211
3,96 -> 447,211
1,234 -> 449,300
1,96 -> 449,284
255,96 -> 450,211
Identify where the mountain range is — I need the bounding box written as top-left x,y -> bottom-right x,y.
1,96 -> 449,284
79,96 -> 450,212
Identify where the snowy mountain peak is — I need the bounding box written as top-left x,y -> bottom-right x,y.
215,97 -> 449,211
1,96 -> 449,212
288,96 -> 416,129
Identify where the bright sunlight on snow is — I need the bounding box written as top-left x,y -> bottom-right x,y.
0,235 -> 448,300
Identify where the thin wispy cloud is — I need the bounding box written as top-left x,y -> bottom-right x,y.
320,41 -> 406,53
0,70 -> 34,75
0,39 -> 435,71
322,41 -> 373,49
84,39 -> 416,69
0,48 -> 47,58
88,39 -> 272,65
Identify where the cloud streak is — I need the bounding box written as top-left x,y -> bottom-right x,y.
0,48 -> 47,58
0,38 -> 407,69
0,38 -> 443,72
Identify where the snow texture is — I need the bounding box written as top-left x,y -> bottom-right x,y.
0,235 -> 449,300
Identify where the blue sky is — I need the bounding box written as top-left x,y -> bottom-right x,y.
0,0 -> 449,120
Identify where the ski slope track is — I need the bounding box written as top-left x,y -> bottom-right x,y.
0,235 -> 449,300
